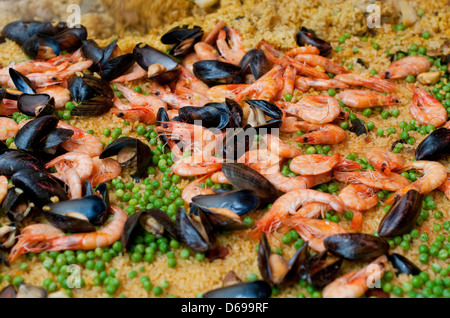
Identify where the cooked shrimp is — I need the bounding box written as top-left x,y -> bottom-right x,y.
182,174 -> 216,204
296,202 -> 332,219
89,157 -> 122,187
36,85 -> 71,109
280,114 -> 307,133
182,52 -> 201,74
295,76 -> 348,90
409,86 -> 447,127
277,95 -> 341,124
322,255 -> 388,298
115,83 -> 167,117
337,90 -> 400,108
63,169 -> 83,199
383,55 -> 430,79
366,148 -> 404,175
334,74 -> 398,93
57,121 -> 103,157
216,28 -> 247,65
112,63 -> 147,83
277,65 -> 296,100
206,84 -> 247,101
285,46 -> 320,56
171,155 -> 223,177
334,170 -> 410,191
290,154 -> 341,175
0,117 -> 19,141
293,54 -> 350,75
338,184 -> 378,211
112,96 -> 156,125
204,20 -> 226,44
253,189 -> 345,234
22,205 -> 127,253
176,65 -> 209,96
334,158 -> 363,172
281,217 -> 347,252
45,152 -> 94,181
438,173 -> 450,200
295,122 -> 346,145
386,160 -> 447,205
235,66 -> 283,102
261,134 -> 301,158
194,42 -> 222,61
211,171 -> 231,184
150,82 -> 209,108
8,224 -> 64,262
0,176 -> 8,204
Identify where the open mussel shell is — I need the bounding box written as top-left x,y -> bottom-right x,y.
324,233 -> 389,260
176,206 -> 215,253
191,202 -> 246,232
388,253 -> 421,277
415,128 -> 450,160
133,43 -> 179,83
27,21 -> 68,38
178,105 -> 229,129
225,98 -> 243,128
2,187 -> 36,223
378,189 -> 423,237
1,21 -> 30,45
99,137 -> 152,181
22,34 -> 61,60
258,233 -> 308,287
222,163 -> 279,205
193,60 -> 241,86
192,189 -> 260,216
70,96 -> 113,116
296,27 -> 332,57
9,68 -> 35,94
156,108 -> 169,145
100,53 -> 135,82
69,74 -> 114,102
307,258 -> 343,289
43,195 -> 107,233
245,100 -> 283,132
239,49 -> 271,81
11,169 -> 69,207
14,115 -> 58,150
53,26 -> 87,52
17,94 -> 55,117
41,128 -> 74,149
221,125 -> 255,161
161,25 -> 203,56
121,209 -> 178,251
0,223 -> 19,249
203,281 -> 272,298
0,150 -> 44,176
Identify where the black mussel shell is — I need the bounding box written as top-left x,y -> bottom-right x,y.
161,25 -> 203,45
14,115 -> 58,150
100,53 -> 135,82
193,60 -> 241,86
0,140 -> 7,152
17,94 -> 55,117
133,43 -> 179,82
2,187 -> 36,222
41,128 -> 73,149
43,195 -> 107,233
296,27 -> 332,57
53,26 -> 87,52
81,39 -> 104,66
176,206 -> 215,253
415,128 -> 450,160
225,98 -> 243,128
192,189 -> 260,216
0,150 -> 44,176
121,209 -> 178,251
222,163 -> 279,205
203,281 -> 272,298
350,117 -> 367,136
1,21 -> 30,45
70,96 -> 113,116
245,100 -> 283,121
239,49 -> 257,75
178,105 -> 229,129
191,202 -> 246,231
95,182 -> 109,206
240,49 -> 271,80
307,258 -> 343,289
27,21 -> 68,37
156,108 -> 169,145
22,34 -> 60,59
16,284 -> 47,298
389,50 -> 409,63
9,69 -> 35,94
388,253 -> 421,277
99,137 -> 152,181
0,285 -> 16,298
378,189 -> 423,237
298,250 -> 326,281
221,125 -> 255,161
69,75 -> 114,102
11,169 -> 69,207
324,233 -> 389,260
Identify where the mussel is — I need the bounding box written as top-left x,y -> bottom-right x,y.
42,195 -> 108,233
21,34 -> 61,59
0,150 -> 44,176
11,169 -> 69,207
99,137 -> 152,181
245,100 -> 283,131
133,43 -> 179,83
53,26 -> 87,52
388,253 -> 421,276
161,25 -> 203,56
296,27 -> 332,56
221,163 -> 279,205
0,284 -> 46,298
2,187 -> 37,222
0,285 -> 16,298
0,223 -> 19,249
17,94 -> 55,117
176,206 -> 215,253
415,128 -> 450,160
121,209 -> 178,250
14,115 -> 59,150
178,104 -> 229,129
221,125 -> 255,161
203,281 -> 272,298
225,98 -> 243,128
239,49 -> 271,81
258,233 -> 308,287
9,68 -> 35,94
100,53 -> 136,82
350,117 -> 367,136
378,189 -> 423,237
324,233 -> 389,260
305,256 -> 343,289
68,75 -> 114,116
193,60 -> 241,85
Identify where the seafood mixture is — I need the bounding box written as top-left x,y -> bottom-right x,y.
0,1 -> 449,299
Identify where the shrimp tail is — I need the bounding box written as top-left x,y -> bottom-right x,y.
350,210 -> 363,230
